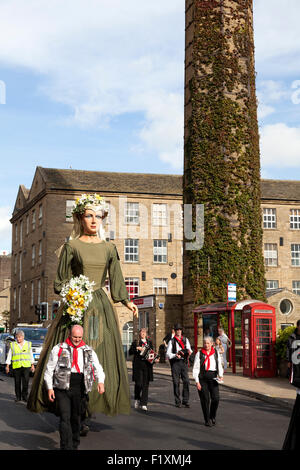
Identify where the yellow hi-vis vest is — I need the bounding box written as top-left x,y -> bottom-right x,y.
10,341 -> 32,369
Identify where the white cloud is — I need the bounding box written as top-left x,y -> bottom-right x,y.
260,123 -> 300,168
0,0 -> 184,168
0,207 -> 12,252
254,0 -> 300,68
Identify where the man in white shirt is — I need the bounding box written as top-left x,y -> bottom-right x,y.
193,336 -> 223,426
166,323 -> 192,408
44,324 -> 105,450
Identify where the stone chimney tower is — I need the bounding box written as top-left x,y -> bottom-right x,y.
183,0 -> 265,343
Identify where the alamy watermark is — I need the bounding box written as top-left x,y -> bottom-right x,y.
291,340 -> 300,365
0,80 -> 6,104
68,196 -> 205,251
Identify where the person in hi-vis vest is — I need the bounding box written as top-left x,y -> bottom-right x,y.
5,329 -> 35,402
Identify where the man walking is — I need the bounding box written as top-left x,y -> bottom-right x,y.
166,323 -> 192,408
44,324 -> 105,450
5,329 -> 35,402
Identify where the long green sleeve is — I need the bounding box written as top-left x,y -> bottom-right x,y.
53,243 -> 74,294
108,244 -> 129,304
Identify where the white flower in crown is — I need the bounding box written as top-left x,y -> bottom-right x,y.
72,193 -> 107,216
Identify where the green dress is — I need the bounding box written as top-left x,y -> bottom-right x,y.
27,239 -> 131,416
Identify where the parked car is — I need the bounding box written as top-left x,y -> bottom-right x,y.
0,333 -> 14,369
11,326 -> 48,366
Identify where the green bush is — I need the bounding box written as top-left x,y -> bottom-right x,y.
275,326 -> 296,361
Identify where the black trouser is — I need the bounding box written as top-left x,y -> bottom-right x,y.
55,373 -> 85,450
134,367 -> 149,406
171,360 -> 189,405
13,366 -> 30,400
198,371 -> 219,422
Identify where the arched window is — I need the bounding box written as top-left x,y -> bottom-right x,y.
122,321 -> 133,359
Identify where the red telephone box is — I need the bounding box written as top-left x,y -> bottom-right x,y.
241,303 -> 276,378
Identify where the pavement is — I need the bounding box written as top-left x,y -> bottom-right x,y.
127,361 -> 298,411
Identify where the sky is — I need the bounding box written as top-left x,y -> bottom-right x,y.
0,0 -> 300,252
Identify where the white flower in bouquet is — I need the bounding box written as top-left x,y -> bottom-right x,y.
60,275 -> 95,325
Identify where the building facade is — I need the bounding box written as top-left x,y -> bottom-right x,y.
261,180 -> 300,329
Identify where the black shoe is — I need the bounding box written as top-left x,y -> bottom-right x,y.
175,403 -> 182,408
80,424 -> 89,437
22,397 -> 28,402
183,403 -> 190,408
15,398 -> 21,402
205,420 -> 212,427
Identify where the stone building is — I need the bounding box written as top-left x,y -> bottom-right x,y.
262,180 -> 300,329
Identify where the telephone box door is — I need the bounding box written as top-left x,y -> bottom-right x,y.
242,311 -> 252,377
253,315 -> 275,378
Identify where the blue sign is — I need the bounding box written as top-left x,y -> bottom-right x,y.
227,283 -> 237,302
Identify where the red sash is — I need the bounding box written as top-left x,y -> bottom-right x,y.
175,335 -> 185,350
201,347 -> 215,371
58,337 -> 86,373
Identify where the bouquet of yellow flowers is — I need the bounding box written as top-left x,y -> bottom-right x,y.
60,275 -> 95,326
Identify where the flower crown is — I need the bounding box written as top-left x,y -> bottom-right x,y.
72,193 -> 107,216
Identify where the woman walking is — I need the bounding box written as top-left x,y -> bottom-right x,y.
129,328 -> 157,411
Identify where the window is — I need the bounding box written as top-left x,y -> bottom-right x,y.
26,215 -> 29,235
280,299 -> 293,315
263,208 -> 276,229
124,239 -> 139,262
19,220 -> 23,248
66,200 -> 76,222
290,209 -> 300,230
104,278 -> 110,292
291,244 -> 300,266
281,323 -> 294,330
13,288 -> 16,310
38,240 -> 42,264
37,279 -> 41,304
264,243 -> 278,266
152,203 -> 168,226
122,322 -> 133,359
125,278 -> 139,300
31,281 -> 34,306
105,201 -> 111,225
18,287 -> 21,319
266,280 -> 279,290
292,281 -> 300,296
153,240 -> 167,263
139,311 -> 150,330
19,253 -> 22,282
153,278 -> 168,295
32,244 -> 36,267
39,204 -> 43,226
32,210 -> 36,231
15,223 -> 18,243
125,202 -> 139,225
14,254 -> 17,275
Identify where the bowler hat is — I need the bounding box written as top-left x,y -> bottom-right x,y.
174,323 -> 183,331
